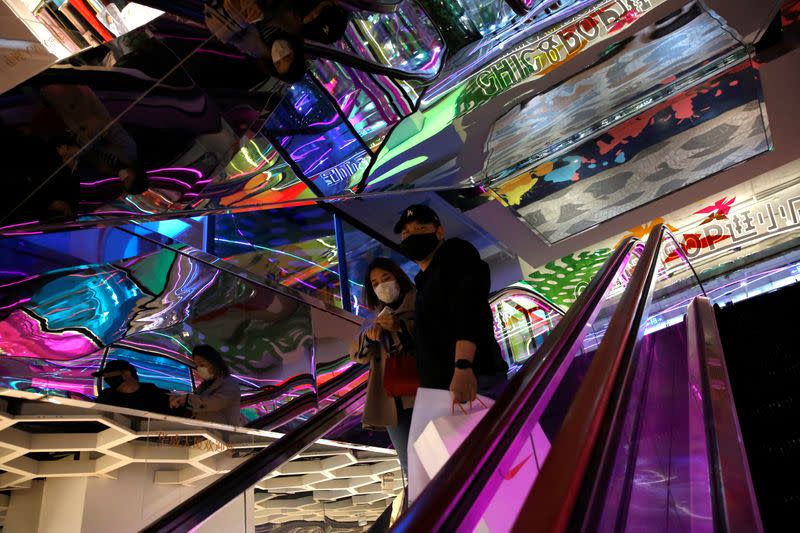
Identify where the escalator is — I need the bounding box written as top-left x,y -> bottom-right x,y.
389,223 -> 796,533
505,224 -> 796,533
138,283 -> 565,532
133,232 -> 636,531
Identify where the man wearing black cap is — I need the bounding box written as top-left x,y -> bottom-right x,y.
394,204 -> 509,403
93,360 -> 172,415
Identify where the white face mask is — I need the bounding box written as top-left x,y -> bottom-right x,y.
271,39 -> 293,65
374,281 -> 401,304
196,366 -> 213,381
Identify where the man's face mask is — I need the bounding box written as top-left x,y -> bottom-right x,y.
105,374 -> 124,389
401,231 -> 440,261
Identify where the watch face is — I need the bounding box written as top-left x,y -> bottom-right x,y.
455,359 -> 472,369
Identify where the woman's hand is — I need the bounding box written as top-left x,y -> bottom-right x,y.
170,393 -> 188,409
375,314 -> 401,332
365,324 -> 383,342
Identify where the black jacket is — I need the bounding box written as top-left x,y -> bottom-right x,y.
96,382 -> 171,415
413,238 -> 508,390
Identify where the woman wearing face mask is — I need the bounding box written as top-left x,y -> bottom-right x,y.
351,257 -> 417,478
170,345 -> 242,426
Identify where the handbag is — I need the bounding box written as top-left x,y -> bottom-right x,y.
383,339 -> 419,398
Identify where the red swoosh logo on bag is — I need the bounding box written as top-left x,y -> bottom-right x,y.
502,453 -> 532,480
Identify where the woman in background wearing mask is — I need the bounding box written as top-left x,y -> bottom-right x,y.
170,344 -> 242,426
351,257 -> 417,479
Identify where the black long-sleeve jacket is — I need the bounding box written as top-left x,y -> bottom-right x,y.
413,238 -> 508,390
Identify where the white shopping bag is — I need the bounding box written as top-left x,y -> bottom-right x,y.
407,387 -> 494,503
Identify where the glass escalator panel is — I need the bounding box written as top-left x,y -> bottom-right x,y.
264,74 -> 369,197
580,231 -> 711,532
490,288 -> 563,367
460,243 -> 641,532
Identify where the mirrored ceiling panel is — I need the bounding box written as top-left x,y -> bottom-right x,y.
493,59 -> 770,243
484,3 -> 742,181
0,225 -> 363,425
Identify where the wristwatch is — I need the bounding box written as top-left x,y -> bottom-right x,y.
454,359 -> 473,370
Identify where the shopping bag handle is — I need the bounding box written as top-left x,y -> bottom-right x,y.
451,397 -> 489,415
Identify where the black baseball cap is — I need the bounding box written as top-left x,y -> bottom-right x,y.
393,204 -> 441,234
92,360 -> 136,377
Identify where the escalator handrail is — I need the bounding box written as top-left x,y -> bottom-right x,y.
489,285 -> 566,316
689,296 -> 764,533
244,392 -> 317,430
391,236 -> 639,533
245,364 -> 368,430
140,380 -> 367,533
510,224 -> 666,533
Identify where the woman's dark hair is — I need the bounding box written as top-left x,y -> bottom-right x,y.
191,344 -> 231,377
362,257 -> 414,311
302,5 -> 349,44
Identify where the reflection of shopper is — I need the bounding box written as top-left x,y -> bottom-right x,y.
203,0 -> 349,82
38,84 -> 149,195
93,360 -> 172,414
170,345 -> 242,426
0,122 -> 79,224
351,258 -> 416,476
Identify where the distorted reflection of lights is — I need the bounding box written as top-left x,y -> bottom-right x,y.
0,298 -> 31,311
79,177 -> 120,187
0,275 -> 41,289
633,469 -> 674,486
0,220 -> 41,230
214,238 -> 340,276
147,176 -> 194,189
147,167 -> 203,179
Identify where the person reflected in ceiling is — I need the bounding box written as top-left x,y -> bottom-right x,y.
203,0 -> 350,83
0,121 -> 80,225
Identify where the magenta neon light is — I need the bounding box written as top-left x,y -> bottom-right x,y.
0,274 -> 41,289
0,219 -> 41,230
80,177 -> 120,187
146,167 -> 204,179
0,298 -> 31,311
147,176 -> 193,189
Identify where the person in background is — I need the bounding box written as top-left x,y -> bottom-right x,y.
170,345 -> 242,426
93,360 -> 171,414
351,257 -> 416,477
203,0 -> 349,82
395,204 -> 509,402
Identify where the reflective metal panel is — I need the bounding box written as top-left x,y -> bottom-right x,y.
493,60 -> 770,243
0,226 -> 362,425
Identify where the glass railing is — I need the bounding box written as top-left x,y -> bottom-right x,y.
489,286 -> 564,367
577,229 -> 710,531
